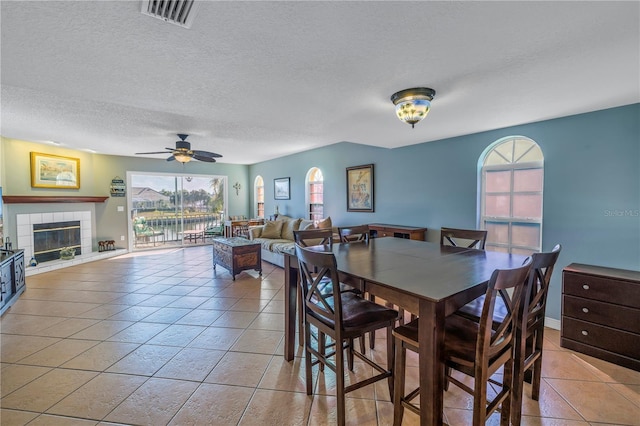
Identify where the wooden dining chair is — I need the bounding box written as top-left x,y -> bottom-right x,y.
455,244 -> 562,425
296,244 -> 398,426
337,225 -> 370,243
440,227 -> 488,250
392,259 -> 533,426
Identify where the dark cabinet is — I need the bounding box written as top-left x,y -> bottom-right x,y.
368,224 -> 426,241
561,263 -> 640,371
0,249 -> 26,316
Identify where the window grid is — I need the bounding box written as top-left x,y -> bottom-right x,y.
307,168 -> 324,221
480,137 -> 543,255
255,176 -> 264,218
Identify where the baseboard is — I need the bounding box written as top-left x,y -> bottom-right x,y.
545,317 -> 561,330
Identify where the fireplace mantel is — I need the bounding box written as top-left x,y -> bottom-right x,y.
2,196 -> 109,204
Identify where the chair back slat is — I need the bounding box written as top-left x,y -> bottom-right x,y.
526,244 -> 561,326
478,258 -> 532,360
294,228 -> 334,247
440,227 -> 488,250
295,244 -> 343,325
338,225 -> 370,243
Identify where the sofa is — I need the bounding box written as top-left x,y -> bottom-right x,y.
248,215 -> 332,267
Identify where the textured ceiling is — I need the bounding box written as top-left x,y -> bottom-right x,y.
1,1 -> 638,165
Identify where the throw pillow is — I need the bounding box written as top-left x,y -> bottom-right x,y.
281,218 -> 302,241
316,216 -> 332,229
262,220 -> 284,239
299,220 -> 315,231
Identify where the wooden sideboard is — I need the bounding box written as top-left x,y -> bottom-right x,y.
561,263 -> 640,371
368,223 -> 426,241
1,249 -> 26,316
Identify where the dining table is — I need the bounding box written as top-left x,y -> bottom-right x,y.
283,237 -> 527,426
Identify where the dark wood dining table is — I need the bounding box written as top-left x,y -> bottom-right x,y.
283,237 -> 527,426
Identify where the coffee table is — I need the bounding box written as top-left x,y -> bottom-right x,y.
212,237 -> 262,280
183,230 -> 204,243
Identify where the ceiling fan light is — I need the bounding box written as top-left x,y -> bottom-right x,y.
173,152 -> 192,163
391,87 -> 436,128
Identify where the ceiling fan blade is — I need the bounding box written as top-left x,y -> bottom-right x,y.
192,154 -> 216,163
135,150 -> 172,154
166,156 -> 176,162
192,150 -> 222,158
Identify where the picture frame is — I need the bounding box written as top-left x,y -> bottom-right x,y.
274,177 -> 290,200
346,164 -> 374,212
30,152 -> 80,189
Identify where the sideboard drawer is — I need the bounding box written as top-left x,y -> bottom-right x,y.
563,271 -> 640,308
563,294 -> 640,334
562,317 -> 640,360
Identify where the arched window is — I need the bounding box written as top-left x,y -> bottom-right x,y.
479,136 -> 544,255
306,167 -> 324,221
254,175 -> 264,218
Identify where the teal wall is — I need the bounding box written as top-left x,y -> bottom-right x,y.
250,103 -> 640,321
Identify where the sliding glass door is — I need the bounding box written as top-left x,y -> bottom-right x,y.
127,171 -> 226,250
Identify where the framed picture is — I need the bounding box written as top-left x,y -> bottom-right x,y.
274,177 -> 290,200
346,164 -> 374,212
30,152 -> 80,189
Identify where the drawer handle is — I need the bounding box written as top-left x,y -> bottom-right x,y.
582,284 -> 590,290
582,307 -> 589,313
581,330 -> 589,336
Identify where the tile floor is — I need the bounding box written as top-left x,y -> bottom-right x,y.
1,246 -> 639,425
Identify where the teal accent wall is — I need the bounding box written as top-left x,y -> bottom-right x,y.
250,103 -> 640,321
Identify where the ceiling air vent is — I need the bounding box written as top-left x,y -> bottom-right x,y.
141,0 -> 200,28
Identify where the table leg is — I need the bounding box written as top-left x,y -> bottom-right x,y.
284,254 -> 298,361
418,300 -> 445,426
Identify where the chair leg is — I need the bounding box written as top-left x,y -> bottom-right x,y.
297,285 -> 304,346
393,338 -> 406,426
335,337 -> 346,426
500,360 -> 513,426
304,323 -> 313,395
386,326 -> 395,401
369,293 -> 376,349
347,338 -> 354,371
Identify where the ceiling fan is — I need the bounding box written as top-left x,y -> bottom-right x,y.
135,134 -> 222,163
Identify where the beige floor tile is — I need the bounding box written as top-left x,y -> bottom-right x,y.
105,344 -> 181,376
168,383 -> 254,425
145,324 -> 206,346
0,408 -> 40,425
520,379 -> 584,420
239,389 -> 312,425
46,372 -> 148,420
17,338 -> 99,367
197,297 -> 240,310
174,308 -> 225,326
520,417 -> 589,425
572,352 -> 640,385
8,299 -> 100,317
106,305 -> 159,321
541,350 -> 603,381
213,310 -> 259,328
259,356 -> 313,393
546,378 -> 640,424
154,347 -> 225,381
0,334 -> 60,363
229,298 -> 272,312
249,312 -> 286,331
0,314 -> 66,335
1,368 -> 98,412
231,329 -> 283,354
103,377 -> 198,425
166,295 -> 209,308
204,351 -> 272,387
188,326 -> 244,350
609,383 -> 640,408
1,364 -> 52,397
35,318 -> 101,338
136,307 -> 191,323
308,393 -> 379,425
261,299 -> 285,314
61,341 -> 140,371
106,321 -> 169,343
24,414 -> 99,425
314,358 -> 377,400
69,320 -> 134,341
76,304 -> 130,320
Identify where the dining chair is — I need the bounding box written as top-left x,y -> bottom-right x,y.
440,227 -> 488,250
455,244 -> 562,425
337,225 -> 370,243
296,244 -> 399,426
392,259 -> 533,426
293,229 -> 360,359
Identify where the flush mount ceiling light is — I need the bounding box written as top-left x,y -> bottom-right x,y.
390,87 -> 436,128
